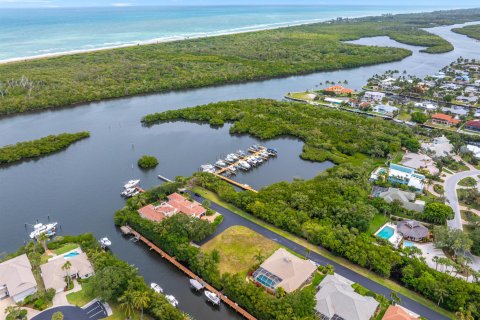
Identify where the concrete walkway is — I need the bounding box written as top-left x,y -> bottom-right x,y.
52,280 -> 82,307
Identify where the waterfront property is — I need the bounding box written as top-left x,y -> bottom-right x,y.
363,91 -> 385,102
40,250 -> 94,292
382,305 -> 420,320
374,187 -> 425,212
251,248 -> 316,293
397,220 -> 430,242
0,254 -> 37,303
388,164 -> 425,193
323,85 -> 354,95
431,113 -> 460,126
314,274 -> 379,320
372,104 -> 398,116
138,192 -> 207,222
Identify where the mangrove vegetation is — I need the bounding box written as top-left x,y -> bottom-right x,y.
2,8 -> 480,115
0,132 -> 90,165
452,24 -> 480,40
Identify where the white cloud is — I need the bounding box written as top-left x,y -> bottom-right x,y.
112,2 -> 132,6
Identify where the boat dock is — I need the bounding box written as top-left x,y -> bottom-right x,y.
212,173 -> 258,192
157,174 -> 173,183
124,226 -> 257,320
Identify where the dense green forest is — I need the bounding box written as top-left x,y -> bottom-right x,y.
0,132 -> 90,165
1,8 -> 480,116
142,99 -> 480,316
114,182 -> 318,320
452,24 -> 480,40
143,99 -> 418,164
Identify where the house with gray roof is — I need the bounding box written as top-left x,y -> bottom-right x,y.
315,274 -> 379,320
397,220 -> 430,241
0,254 -> 37,302
377,188 -> 425,212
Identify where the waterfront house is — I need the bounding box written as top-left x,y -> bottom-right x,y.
397,220 -> 429,242
41,250 -> 94,293
375,188 -> 425,212
251,248 -> 316,293
315,274 -> 379,320
465,119 -> 480,132
324,85 -> 354,95
363,91 -> 385,102
0,254 -> 37,302
382,305 -> 420,320
372,104 -> 398,116
388,163 -> 425,193
138,192 -> 207,222
431,113 -> 460,126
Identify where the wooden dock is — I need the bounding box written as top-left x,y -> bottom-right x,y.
157,174 -> 173,183
125,226 -> 257,320
212,173 -> 258,193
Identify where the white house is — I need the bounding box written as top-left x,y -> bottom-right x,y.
0,254 -> 37,302
414,102 -> 437,111
372,104 -> 398,116
364,91 -> 385,102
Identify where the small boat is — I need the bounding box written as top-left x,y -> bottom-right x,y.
237,150 -> 246,157
267,148 -> 278,156
124,179 -> 140,189
189,278 -> 204,291
238,160 -> 251,170
205,290 -> 220,305
215,160 -> 227,167
150,282 -> 163,293
99,237 -> 112,248
29,222 -> 58,239
227,153 -> 239,160
166,295 -> 179,307
200,164 -> 216,173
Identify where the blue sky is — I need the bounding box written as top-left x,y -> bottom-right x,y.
0,0 -> 478,8
0,0 -> 480,8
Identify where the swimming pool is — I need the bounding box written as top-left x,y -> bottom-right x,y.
377,226 -> 395,240
403,241 -> 415,248
64,251 -> 79,259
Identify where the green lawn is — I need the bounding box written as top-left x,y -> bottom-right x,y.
54,243 -> 79,255
201,225 -> 280,275
368,214 -> 390,235
67,281 -> 133,320
191,186 -> 455,319
287,92 -> 315,101
458,177 -> 477,187
391,151 -> 405,164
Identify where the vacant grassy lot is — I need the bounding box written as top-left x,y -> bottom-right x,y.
201,225 -> 280,275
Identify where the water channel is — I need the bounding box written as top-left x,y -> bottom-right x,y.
0,22 -> 479,319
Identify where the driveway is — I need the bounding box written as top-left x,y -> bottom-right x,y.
189,192 -> 450,320
31,302 -> 108,320
444,169 -> 480,230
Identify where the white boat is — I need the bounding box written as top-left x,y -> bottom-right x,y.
99,237 -> 112,248
227,153 -> 239,160
166,295 -> 179,307
215,160 -> 227,167
121,187 -> 136,197
124,179 -> 140,189
238,160 -> 251,170
189,278 -> 204,291
205,290 -> 220,305
201,164 -> 215,173
150,282 -> 163,294
29,222 -> 58,239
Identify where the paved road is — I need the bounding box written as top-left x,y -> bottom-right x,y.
32,306 -> 90,320
444,169 -> 480,230
191,193 -> 450,320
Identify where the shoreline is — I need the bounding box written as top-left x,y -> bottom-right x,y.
0,7 -> 458,65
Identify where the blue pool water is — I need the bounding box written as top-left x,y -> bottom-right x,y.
256,275 -> 275,288
403,241 -> 415,248
64,251 -> 79,259
377,226 -> 395,240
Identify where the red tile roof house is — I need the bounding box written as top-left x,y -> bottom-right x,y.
465,119 -> 480,132
138,193 -> 207,222
431,113 -> 460,126
323,85 -> 354,95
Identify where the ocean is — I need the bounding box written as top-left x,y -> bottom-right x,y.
0,5 -> 471,61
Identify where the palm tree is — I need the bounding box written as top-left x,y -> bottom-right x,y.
62,261 -> 72,289
390,291 -> 401,306
433,256 -> 439,270
434,285 -> 447,306
37,233 -> 49,252
133,290 -> 150,320
119,291 -> 136,319
253,250 -> 264,264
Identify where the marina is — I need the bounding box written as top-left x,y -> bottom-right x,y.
200,145 -> 278,192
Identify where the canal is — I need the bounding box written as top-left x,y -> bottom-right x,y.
0,22 -> 478,319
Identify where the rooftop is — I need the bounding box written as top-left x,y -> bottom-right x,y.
431,113 -> 460,124
324,85 -> 354,94
254,248 -> 316,293
397,220 -> 429,240
382,305 -> 419,320
466,119 -> 480,129
0,254 -> 36,297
